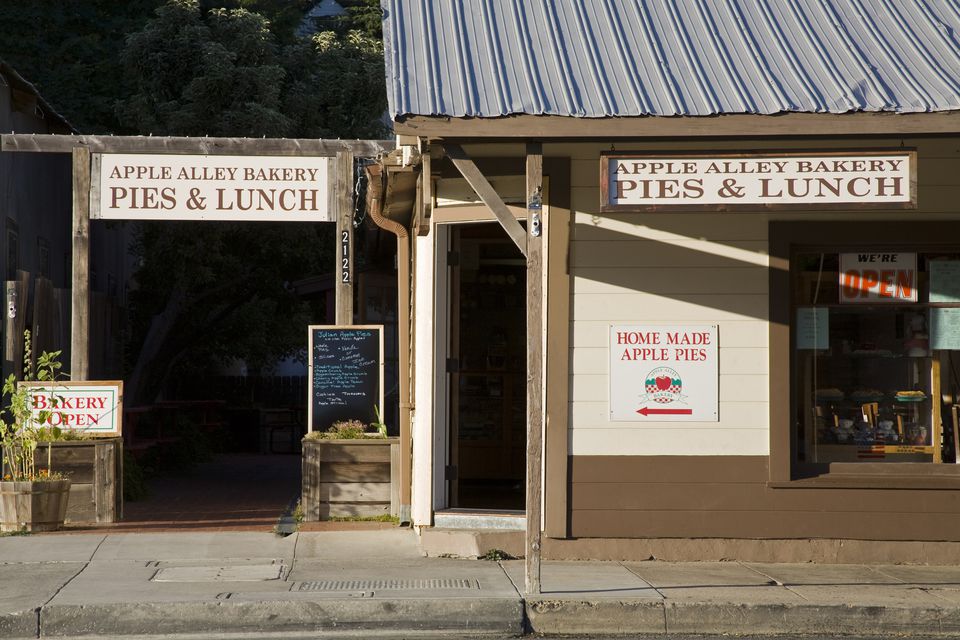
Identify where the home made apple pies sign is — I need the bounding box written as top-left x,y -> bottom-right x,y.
610,325 -> 718,422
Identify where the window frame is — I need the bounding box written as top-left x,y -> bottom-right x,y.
769,221 -> 960,488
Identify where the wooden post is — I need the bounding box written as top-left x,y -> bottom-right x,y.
71,147 -> 90,381
335,150 -> 354,325
525,142 -> 544,595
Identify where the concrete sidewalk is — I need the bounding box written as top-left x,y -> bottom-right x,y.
4,529 -> 960,638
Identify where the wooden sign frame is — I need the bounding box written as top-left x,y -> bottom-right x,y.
307,324 -> 384,434
19,380 -> 123,437
600,149 -> 918,213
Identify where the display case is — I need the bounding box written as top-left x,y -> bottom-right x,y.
797,305 -> 942,463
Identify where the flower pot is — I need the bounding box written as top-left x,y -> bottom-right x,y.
301,438 -> 399,520
0,478 -> 71,532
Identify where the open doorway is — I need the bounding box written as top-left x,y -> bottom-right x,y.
447,223 -> 526,511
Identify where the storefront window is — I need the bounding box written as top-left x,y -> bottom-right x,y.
794,251 -> 960,464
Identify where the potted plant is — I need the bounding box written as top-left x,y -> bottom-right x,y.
301,408 -> 399,521
0,336 -> 70,532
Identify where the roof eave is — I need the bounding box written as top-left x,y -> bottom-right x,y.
394,111 -> 960,140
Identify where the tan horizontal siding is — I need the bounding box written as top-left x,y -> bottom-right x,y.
571,212 -> 768,241
572,293 -> 767,322
572,320 -> 767,349
573,267 -> 768,295
573,347 -> 766,375
571,239 -> 769,267
569,373 -> 767,403
569,427 -> 769,457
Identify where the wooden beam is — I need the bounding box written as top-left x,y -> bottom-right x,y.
396,111 -> 960,139
335,151 -> 354,325
1,134 -> 394,157
524,141 -> 543,596
71,147 -> 91,381
443,143 -> 528,257
414,145 -> 433,236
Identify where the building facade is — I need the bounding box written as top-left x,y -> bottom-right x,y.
377,1 -> 960,560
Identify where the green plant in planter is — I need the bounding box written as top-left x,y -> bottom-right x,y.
304,417 -> 387,441
371,405 -> 387,437
0,332 -> 71,532
0,333 -> 67,481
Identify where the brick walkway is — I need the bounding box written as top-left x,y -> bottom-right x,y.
53,451 -> 399,534
93,453 -> 301,533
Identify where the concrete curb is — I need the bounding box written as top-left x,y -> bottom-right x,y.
38,598 -> 524,638
0,610 -> 39,640
525,598 -> 960,637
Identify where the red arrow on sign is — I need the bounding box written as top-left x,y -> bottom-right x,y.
637,406 -> 693,416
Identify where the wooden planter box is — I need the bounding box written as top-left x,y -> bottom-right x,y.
35,439 -> 123,525
302,438 -> 399,520
0,479 -> 71,532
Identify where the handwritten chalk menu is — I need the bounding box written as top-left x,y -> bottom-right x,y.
307,325 -> 383,433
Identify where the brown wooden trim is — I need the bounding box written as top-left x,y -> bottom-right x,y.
571,454 -> 960,541
71,147 -> 90,381
1,134 -> 394,157
544,158 -> 571,539
394,112 -> 960,139
525,142 -> 543,595
770,222 -> 960,484
425,153 -> 571,535
443,144 -> 528,256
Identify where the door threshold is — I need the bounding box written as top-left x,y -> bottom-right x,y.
434,509 -> 526,530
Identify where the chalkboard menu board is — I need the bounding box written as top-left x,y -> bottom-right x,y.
307,325 -> 383,432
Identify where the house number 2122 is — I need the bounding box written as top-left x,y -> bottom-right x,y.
340,230 -> 350,284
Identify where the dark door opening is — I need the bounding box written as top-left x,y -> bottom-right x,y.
449,223 -> 526,510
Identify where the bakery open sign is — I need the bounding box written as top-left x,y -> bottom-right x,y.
21,381 -> 122,436
839,253 -> 917,303
609,325 -> 718,422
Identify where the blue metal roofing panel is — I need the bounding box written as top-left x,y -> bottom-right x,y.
382,0 -> 960,118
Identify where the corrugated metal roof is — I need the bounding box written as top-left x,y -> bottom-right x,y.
382,0 -> 960,119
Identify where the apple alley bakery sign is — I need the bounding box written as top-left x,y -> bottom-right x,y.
600,151 -> 916,211
20,381 -> 123,436
610,325 -> 718,422
91,154 -> 332,221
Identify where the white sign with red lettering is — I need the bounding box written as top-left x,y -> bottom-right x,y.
92,154 -> 332,222
22,381 -> 122,436
602,152 -> 915,210
839,253 -> 917,303
610,325 -> 718,422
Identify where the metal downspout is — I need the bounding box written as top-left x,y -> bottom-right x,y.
365,164 -> 413,522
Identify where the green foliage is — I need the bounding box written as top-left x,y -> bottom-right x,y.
0,332 -> 67,481
120,0 -> 293,136
479,548 -> 516,561
371,405 -> 387,437
282,28 -> 387,139
304,418 -> 382,440
327,513 -> 398,523
0,0 -> 162,133
0,0 -> 390,404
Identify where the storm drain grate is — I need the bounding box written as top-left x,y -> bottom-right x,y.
296,578 -> 477,591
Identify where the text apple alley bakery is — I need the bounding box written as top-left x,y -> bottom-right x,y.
610,156 -> 909,205
106,163 -> 323,213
